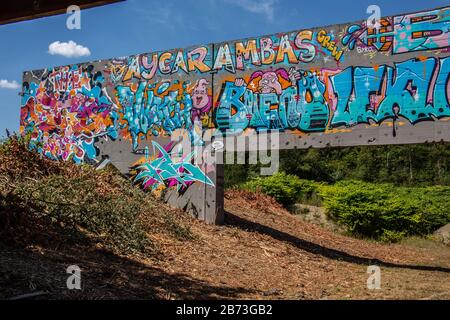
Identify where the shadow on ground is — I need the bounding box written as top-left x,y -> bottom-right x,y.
0,243 -> 255,300
225,211 -> 450,273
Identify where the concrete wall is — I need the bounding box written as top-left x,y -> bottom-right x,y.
21,6 -> 450,224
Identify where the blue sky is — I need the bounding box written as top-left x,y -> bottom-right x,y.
0,0 -> 448,137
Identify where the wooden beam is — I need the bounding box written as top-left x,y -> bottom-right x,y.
0,0 -> 124,26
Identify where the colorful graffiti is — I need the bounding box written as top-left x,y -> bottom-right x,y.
215,67 -> 328,132
215,57 -> 450,133
342,18 -> 394,53
20,5 -> 450,195
329,57 -> 450,125
316,30 -> 345,61
107,46 -> 213,83
342,7 -> 450,54
134,141 -> 214,191
115,78 -> 212,150
213,29 -> 345,72
21,66 -> 118,163
393,7 -> 450,54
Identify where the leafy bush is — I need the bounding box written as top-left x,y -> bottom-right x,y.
240,172 -> 450,242
241,172 -> 320,206
317,181 -> 450,241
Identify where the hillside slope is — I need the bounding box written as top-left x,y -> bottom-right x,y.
0,139 -> 449,300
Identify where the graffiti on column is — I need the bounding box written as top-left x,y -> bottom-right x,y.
133,141 -> 214,192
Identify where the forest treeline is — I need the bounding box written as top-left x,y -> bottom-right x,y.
225,143 -> 450,188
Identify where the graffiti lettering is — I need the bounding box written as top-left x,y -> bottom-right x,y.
393,7 -> 450,54
111,46 -> 212,82
115,79 -> 212,150
317,30 -> 344,61
216,57 -> 450,132
134,141 -> 214,191
343,7 -> 449,54
21,66 -> 118,163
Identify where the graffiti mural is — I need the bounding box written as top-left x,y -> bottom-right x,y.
115,78 -> 209,150
342,18 -> 394,54
21,5 -> 450,195
215,67 -> 329,132
393,7 -> 450,54
107,46 -> 215,151
215,56 -> 450,133
329,57 -> 450,125
342,7 -> 450,55
213,28 -> 345,73
21,65 -> 118,163
133,141 -> 214,192
107,46 -> 213,82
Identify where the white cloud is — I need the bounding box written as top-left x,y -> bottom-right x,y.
0,79 -> 20,90
224,0 -> 277,22
48,40 -> 91,58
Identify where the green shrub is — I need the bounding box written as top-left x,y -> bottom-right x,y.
317,181 -> 450,241
241,172 -> 320,206
241,172 -> 450,242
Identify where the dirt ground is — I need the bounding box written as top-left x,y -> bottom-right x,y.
1,189 -> 449,300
